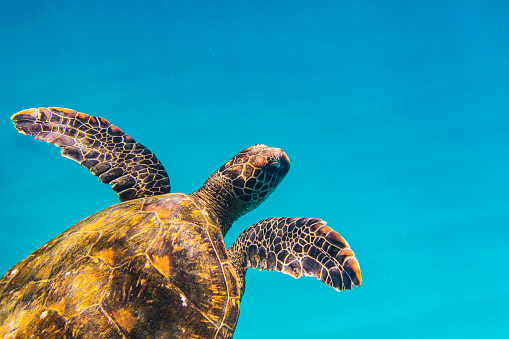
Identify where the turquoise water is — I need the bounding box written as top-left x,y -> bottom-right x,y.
1,1 -> 508,337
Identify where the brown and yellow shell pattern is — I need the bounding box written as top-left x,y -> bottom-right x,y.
0,193 -> 241,338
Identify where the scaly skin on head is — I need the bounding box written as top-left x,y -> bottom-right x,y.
190,144 -> 290,235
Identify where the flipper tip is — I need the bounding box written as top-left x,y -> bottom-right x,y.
344,256 -> 362,287
11,108 -> 39,122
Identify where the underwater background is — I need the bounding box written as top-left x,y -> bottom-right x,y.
1,1 -> 508,337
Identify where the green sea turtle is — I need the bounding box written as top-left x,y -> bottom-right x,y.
0,107 -> 361,338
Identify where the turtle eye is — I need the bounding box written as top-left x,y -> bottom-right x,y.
262,162 -> 280,174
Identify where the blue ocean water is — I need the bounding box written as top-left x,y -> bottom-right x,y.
1,1 -> 508,337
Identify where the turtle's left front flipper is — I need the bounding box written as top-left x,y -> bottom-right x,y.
11,107 -> 170,201
228,217 -> 361,292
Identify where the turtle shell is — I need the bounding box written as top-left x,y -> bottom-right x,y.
0,193 -> 241,338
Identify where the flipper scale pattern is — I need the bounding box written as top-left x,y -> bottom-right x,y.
12,107 -> 170,201
229,217 -> 361,291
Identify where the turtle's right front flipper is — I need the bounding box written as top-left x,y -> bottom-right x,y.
228,217 -> 361,293
12,107 -> 170,201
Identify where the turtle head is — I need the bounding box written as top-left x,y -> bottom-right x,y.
192,144 -> 290,234
218,144 -> 290,205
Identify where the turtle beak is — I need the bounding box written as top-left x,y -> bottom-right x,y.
277,151 -> 290,177
282,152 -> 290,170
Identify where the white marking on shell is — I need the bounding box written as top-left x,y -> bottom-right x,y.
9,269 -> 18,276
180,294 -> 187,307
40,310 -> 48,319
